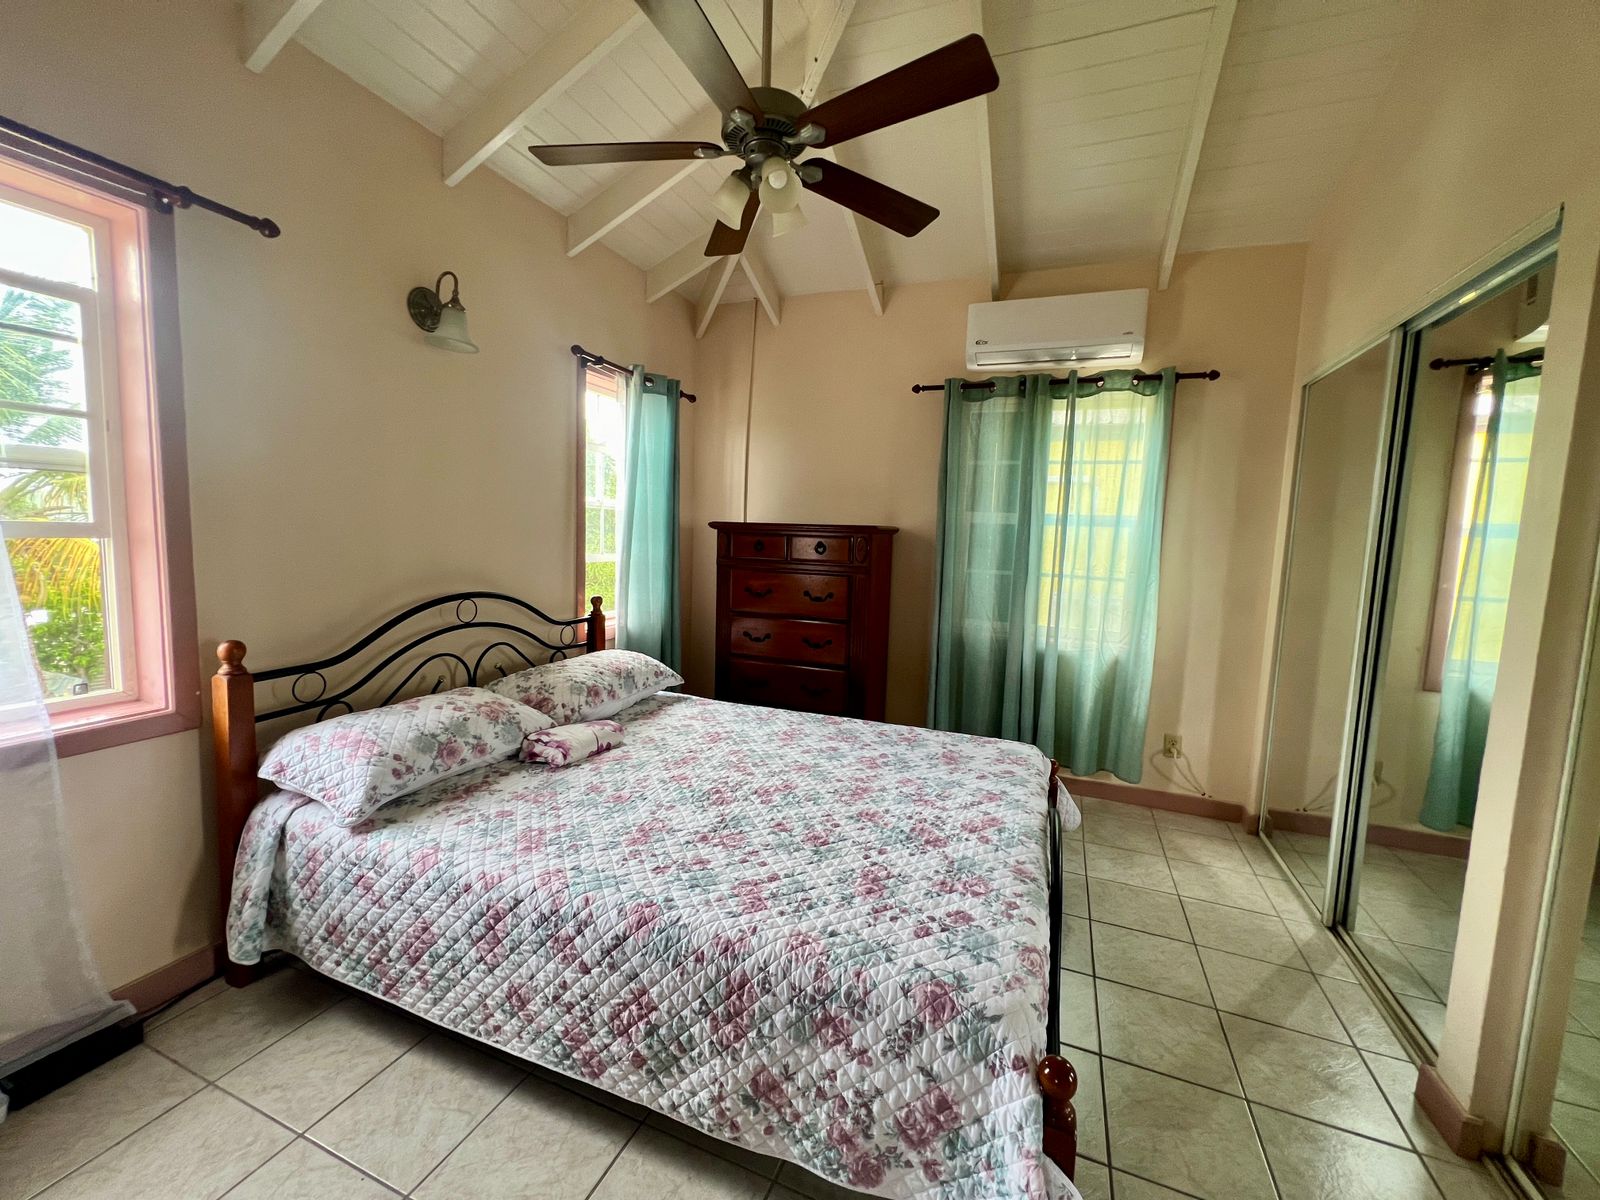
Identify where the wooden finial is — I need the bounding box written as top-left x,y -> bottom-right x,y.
589,595 -> 604,616
1037,1054 -> 1079,1181
217,640 -> 248,675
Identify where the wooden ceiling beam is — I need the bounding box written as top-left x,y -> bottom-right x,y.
695,256 -> 741,338
1157,0 -> 1237,290
241,0 -> 326,73
740,241 -> 783,326
443,0 -> 645,188
568,110 -> 719,257
646,237 -> 717,302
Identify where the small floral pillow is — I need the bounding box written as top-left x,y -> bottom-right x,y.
258,687 -> 553,826
520,720 -> 624,767
485,649 -> 682,725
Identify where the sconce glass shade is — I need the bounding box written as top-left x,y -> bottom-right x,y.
770,205 -> 808,237
712,172 -> 750,225
425,304 -> 478,353
757,158 -> 801,213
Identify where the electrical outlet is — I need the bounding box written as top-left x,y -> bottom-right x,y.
1162,733 -> 1182,759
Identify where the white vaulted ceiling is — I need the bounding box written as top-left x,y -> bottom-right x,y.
244,0 -> 1418,329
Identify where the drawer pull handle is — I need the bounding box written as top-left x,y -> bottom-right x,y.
813,540 -> 827,555
744,585 -> 774,598
741,631 -> 773,643
803,589 -> 835,603
802,637 -> 833,650
753,539 -> 765,552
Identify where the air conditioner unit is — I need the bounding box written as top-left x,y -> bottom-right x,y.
966,289 -> 1148,372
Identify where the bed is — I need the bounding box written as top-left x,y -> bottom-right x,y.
212,593 -> 1084,1200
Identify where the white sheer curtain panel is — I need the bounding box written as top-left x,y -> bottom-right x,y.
0,558 -> 127,1108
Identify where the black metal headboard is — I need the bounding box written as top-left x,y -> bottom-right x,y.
252,591 -> 603,725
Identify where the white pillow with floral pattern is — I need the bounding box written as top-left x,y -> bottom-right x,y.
258,686 -> 553,826
485,649 -> 682,725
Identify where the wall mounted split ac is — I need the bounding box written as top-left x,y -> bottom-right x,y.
966,289 -> 1148,372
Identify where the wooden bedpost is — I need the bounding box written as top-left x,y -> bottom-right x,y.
1037,1055 -> 1078,1181
213,640 -> 261,988
587,595 -> 605,653
1039,757 -> 1077,1180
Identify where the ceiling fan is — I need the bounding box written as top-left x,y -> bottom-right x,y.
528,0 -> 1000,256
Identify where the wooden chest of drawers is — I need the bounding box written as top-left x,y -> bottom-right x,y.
710,522 -> 896,720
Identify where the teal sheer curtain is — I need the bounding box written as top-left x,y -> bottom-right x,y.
616,365 -> 681,670
929,368 -> 1174,781
1419,352 -> 1540,831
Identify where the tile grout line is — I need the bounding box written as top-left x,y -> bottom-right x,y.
138,1047 -> 409,1197
1178,843 -> 1285,1200
15,1056 -> 213,1200
405,1072 -> 532,1198
581,1121 -> 644,1200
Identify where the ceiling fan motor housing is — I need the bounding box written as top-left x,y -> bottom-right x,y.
723,87 -> 810,172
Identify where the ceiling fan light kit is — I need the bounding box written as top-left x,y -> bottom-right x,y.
529,0 -> 999,259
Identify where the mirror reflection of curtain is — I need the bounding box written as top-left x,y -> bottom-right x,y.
1420,351 -> 1541,831
1,552 -> 127,1090
616,365 -> 681,671
928,369 -> 1174,781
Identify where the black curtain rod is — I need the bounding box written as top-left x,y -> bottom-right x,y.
571,344 -> 696,403
0,113 -> 279,237
910,369 -> 1221,395
1429,349 -> 1544,372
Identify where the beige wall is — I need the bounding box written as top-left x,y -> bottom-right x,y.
1283,0 -> 1600,1146
2,0 -> 694,992
685,244 -> 1307,805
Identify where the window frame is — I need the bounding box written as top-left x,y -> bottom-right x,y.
1,157 -> 198,756
576,363 -> 622,641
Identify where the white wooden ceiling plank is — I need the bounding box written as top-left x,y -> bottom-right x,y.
1213,34 -> 1403,95
990,11 -> 1208,87
985,0 -> 1212,58
1157,0 -> 1235,289
338,0 -> 477,100
1229,0 -> 1408,34
991,44 -> 1203,110
1209,63 -> 1403,124
461,0 -> 544,56
295,4 -> 462,133
426,0 -> 526,73
995,73 -> 1201,128
1201,93 -> 1387,146
442,0 -> 646,186
1226,4 -> 1416,64
242,0 -> 327,72
382,0 -> 495,79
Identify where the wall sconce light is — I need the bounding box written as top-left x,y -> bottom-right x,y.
407,270 -> 479,353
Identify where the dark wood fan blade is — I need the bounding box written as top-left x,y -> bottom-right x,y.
705,190 -> 758,256
802,160 -> 938,237
529,141 -> 723,166
801,33 -> 998,148
635,0 -> 761,120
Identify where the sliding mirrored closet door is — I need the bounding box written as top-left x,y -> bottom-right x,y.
1260,233 -> 1557,1056
1258,337 -> 1398,915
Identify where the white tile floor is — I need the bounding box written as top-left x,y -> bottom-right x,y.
1270,824 -> 1600,1195
0,802 -> 1522,1200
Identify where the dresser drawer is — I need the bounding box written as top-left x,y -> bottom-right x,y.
727,659 -> 848,715
728,570 -> 849,619
727,532 -> 785,560
789,535 -> 851,564
729,616 -> 848,666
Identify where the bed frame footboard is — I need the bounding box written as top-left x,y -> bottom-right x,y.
1040,761 -> 1078,1181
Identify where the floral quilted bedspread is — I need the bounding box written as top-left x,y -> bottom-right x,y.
228,694 -> 1081,1200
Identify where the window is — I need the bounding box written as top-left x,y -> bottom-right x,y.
1,158 -> 196,753
580,366 -> 624,622
1424,369 -> 1535,690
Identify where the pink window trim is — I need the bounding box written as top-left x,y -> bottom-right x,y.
1,159 -> 200,757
